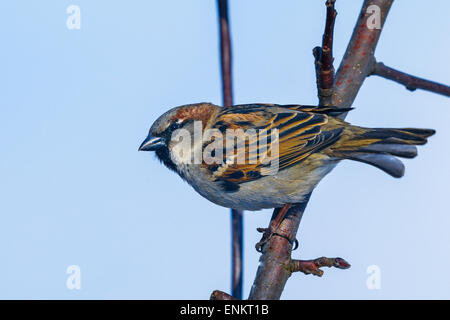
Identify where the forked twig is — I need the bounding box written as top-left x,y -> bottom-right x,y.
290,257 -> 351,277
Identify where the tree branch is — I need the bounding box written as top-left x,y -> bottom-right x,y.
248,0 -> 394,300
211,0 -> 448,301
370,61 -> 450,97
217,0 -> 244,300
248,198 -> 310,300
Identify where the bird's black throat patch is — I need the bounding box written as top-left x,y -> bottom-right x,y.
155,147 -> 179,174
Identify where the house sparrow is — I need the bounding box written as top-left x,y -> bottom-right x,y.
139,103 -> 434,212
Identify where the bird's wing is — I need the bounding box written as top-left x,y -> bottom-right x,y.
280,104 -> 353,116
202,104 -> 343,189
231,103 -> 353,116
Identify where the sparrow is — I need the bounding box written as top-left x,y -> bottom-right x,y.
139,103 -> 435,212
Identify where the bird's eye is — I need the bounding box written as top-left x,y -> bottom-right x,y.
168,121 -> 183,132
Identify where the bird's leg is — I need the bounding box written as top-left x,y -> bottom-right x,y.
255,203 -> 297,252
270,203 -> 292,231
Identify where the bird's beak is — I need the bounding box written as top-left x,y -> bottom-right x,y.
138,135 -> 166,151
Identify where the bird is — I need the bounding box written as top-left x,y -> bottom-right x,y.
139,102 -> 434,249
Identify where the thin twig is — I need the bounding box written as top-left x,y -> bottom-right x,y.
290,257 -> 351,277
231,209 -> 243,298
218,0 -> 233,108
371,61 -> 450,97
314,0 -> 337,105
217,0 -> 244,300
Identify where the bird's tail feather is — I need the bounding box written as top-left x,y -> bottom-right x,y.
333,127 -> 435,178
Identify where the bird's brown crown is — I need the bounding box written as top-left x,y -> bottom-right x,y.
150,103 -> 219,137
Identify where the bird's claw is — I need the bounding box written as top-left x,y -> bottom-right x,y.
255,228 -> 272,252
255,228 -> 298,253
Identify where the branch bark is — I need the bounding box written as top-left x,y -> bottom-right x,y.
248,198 -> 310,300
332,0 -> 393,110
217,0 -> 244,300
248,0 -> 394,300
370,61 -> 450,97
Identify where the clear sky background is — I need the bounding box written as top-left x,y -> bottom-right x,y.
1,0 -> 449,299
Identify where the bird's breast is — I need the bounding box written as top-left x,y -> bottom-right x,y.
173,153 -> 339,211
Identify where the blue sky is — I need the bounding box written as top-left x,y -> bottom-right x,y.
0,0 -> 449,299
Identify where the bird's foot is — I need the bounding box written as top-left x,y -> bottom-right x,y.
255,203 -> 298,252
255,228 -> 272,252
255,227 -> 298,252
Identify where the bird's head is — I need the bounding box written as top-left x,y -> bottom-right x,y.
138,102 -> 219,171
